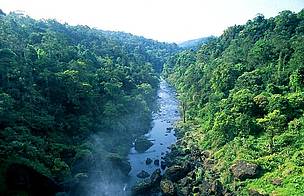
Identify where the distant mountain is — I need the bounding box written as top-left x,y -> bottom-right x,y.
178,36 -> 216,49
0,9 -> 6,16
100,30 -> 180,72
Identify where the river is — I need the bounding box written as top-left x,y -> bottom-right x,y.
86,79 -> 180,196
127,79 -> 180,190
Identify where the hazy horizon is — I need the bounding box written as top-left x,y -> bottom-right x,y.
1,0 -> 304,43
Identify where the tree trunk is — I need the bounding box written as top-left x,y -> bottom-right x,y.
269,130 -> 274,154
181,101 -> 186,123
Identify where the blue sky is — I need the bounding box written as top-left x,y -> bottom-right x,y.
1,0 -> 304,42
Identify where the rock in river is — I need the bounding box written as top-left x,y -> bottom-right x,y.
154,159 -> 160,166
150,168 -> 162,185
132,179 -> 153,195
166,127 -> 173,133
161,161 -> 166,170
132,169 -> 162,195
146,158 -> 153,165
134,137 -> 153,153
137,170 -> 150,179
107,153 -> 131,175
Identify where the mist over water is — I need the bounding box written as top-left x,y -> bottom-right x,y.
86,169 -> 128,196
69,134 -> 130,196
82,79 -> 179,196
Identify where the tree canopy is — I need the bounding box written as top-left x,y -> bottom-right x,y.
164,9 -> 304,195
0,11 -> 179,190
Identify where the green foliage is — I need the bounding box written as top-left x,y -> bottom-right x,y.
165,9 -> 304,195
0,12 -> 179,191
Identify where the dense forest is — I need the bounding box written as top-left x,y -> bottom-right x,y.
1,7 -> 304,196
0,11 -> 179,195
163,9 -> 304,195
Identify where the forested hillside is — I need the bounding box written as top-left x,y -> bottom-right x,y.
101,31 -> 179,72
178,36 -> 215,50
164,10 -> 304,195
1,7 -> 304,196
0,11 -> 178,195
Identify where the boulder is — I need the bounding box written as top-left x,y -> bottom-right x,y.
137,170 -> 150,179
249,189 -> 265,196
196,181 -> 212,195
179,176 -> 192,187
178,186 -> 190,196
145,158 -> 153,165
160,179 -> 175,195
202,150 -> 211,158
161,161 -> 167,170
131,179 -> 153,195
166,127 -> 173,133
164,163 -> 192,182
132,169 -> 162,195
134,137 -> 153,153
210,180 -> 223,195
107,153 -> 131,175
150,169 -> 162,185
154,159 -> 160,166
271,178 -> 282,186
230,160 -> 261,181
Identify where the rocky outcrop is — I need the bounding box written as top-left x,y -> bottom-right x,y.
131,179 -> 153,195
132,168 -> 162,195
150,169 -> 162,185
160,179 -> 175,195
160,139 -> 232,196
249,189 -> 266,196
107,153 -> 131,175
230,160 -> 261,181
145,158 -> 153,165
137,170 -> 150,179
166,127 -> 174,133
154,159 -> 160,166
271,178 -> 282,186
134,137 -> 153,152
163,162 -> 192,182
210,180 -> 224,195
161,161 -> 167,170
6,163 -> 63,196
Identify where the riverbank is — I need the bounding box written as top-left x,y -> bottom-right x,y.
161,10 -> 304,196
131,121 -> 235,195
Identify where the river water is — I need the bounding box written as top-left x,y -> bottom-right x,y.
85,79 -> 179,196
127,79 -> 180,189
